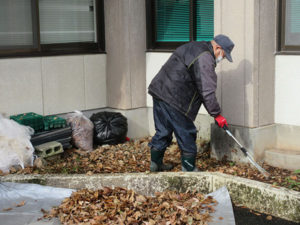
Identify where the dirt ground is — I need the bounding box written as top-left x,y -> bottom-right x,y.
233,205 -> 299,225
2,137 -> 300,192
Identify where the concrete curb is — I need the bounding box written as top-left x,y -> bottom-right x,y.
1,172 -> 299,223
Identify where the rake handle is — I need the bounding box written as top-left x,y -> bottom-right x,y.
222,124 -> 247,156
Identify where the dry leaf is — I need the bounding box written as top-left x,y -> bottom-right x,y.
86,171 -> 93,176
148,219 -> 156,225
266,215 -> 272,220
10,137 -> 299,192
176,205 -> 187,211
42,187 -> 216,224
2,208 -> 13,212
136,195 -> 147,203
41,208 -> 48,214
290,175 -> 298,180
134,211 -> 142,219
16,200 -> 25,207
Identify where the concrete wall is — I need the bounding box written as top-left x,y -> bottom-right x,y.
275,56 -> 300,126
256,1 -> 276,126
214,0 -> 276,128
0,55 -> 106,116
105,0 -> 146,110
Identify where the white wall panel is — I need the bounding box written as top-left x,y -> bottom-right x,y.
275,56 -> 300,126
0,58 -> 43,116
146,52 -> 171,107
84,54 -> 107,109
42,56 -> 85,115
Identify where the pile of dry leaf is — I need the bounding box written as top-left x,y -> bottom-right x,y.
42,187 -> 218,225
2,137 -> 300,192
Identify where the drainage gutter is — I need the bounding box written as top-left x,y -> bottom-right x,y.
1,172 -> 299,223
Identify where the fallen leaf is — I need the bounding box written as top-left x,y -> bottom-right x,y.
148,219 -> 156,225
133,211 -> 142,219
16,200 -> 25,207
176,205 -> 187,211
136,195 -> 147,203
10,137 -> 300,192
86,171 -> 93,176
42,187 -> 216,224
2,208 -> 13,211
266,215 -> 272,220
290,175 -> 297,180
41,208 -> 48,214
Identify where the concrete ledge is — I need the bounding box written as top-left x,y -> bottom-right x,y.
265,148 -> 300,171
1,172 -> 299,223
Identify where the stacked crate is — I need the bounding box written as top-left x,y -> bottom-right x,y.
10,112 -> 72,158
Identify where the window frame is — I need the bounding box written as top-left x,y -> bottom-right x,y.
0,0 -> 105,58
278,0 -> 300,53
146,0 -> 212,51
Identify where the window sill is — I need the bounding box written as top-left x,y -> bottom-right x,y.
146,49 -> 174,53
275,51 -> 300,56
0,50 -> 107,59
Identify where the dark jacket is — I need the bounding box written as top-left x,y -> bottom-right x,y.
148,41 -> 221,121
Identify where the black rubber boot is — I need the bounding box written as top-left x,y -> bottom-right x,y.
150,147 -> 173,172
181,152 -> 198,172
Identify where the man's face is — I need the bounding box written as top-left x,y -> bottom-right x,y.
216,46 -> 225,58
215,46 -> 225,64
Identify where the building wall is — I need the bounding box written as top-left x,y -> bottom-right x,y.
257,0 -> 276,126
146,52 -> 171,108
147,0 -> 275,130
0,55 -> 107,116
146,0 -> 276,141
275,56 -> 300,126
146,0 -> 277,130
214,0 -> 276,128
105,0 -> 146,110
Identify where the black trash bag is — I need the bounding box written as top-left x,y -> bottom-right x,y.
90,111 -> 128,145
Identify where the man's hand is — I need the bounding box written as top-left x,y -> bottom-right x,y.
215,114 -> 228,128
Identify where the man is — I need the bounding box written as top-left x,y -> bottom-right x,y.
148,34 -> 234,172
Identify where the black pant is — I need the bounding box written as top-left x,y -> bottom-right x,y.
149,98 -> 197,154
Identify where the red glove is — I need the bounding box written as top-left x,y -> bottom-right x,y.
215,114 -> 228,128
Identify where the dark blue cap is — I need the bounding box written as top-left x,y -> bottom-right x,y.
213,34 -> 234,62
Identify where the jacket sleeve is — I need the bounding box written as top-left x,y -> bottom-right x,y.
192,51 -> 221,117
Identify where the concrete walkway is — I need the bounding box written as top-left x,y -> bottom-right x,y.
1,172 -> 300,223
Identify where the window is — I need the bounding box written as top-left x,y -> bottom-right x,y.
279,0 -> 300,52
0,0 -> 105,57
146,0 -> 214,50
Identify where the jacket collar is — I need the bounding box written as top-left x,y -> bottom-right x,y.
207,41 -> 215,59
207,41 -> 216,67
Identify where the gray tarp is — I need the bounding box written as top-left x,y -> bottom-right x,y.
0,182 -> 235,225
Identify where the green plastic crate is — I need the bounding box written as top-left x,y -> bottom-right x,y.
10,112 -> 44,132
43,115 -> 66,130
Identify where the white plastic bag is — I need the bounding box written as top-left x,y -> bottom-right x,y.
66,110 -> 94,152
0,115 -> 34,173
